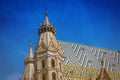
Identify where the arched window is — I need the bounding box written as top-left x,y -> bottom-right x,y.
42,60 -> 45,68
52,72 -> 56,80
51,59 -> 55,67
42,73 -> 45,80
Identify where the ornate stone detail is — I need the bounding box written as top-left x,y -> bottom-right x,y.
48,39 -> 57,51
35,38 -> 62,55
38,26 -> 56,35
63,65 -> 120,80
35,40 -> 47,52
47,38 -> 60,52
24,58 -> 34,65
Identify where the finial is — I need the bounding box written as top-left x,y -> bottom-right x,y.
28,42 -> 33,58
30,41 -> 32,47
43,9 -> 50,26
45,8 -> 48,16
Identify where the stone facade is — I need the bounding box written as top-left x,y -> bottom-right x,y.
22,11 -> 120,80
22,11 -> 63,80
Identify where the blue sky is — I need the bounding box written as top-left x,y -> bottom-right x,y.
0,0 -> 120,80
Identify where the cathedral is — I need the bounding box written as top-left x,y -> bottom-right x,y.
22,11 -> 120,80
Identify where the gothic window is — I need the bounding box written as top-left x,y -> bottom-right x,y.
42,73 -> 45,80
52,72 -> 56,80
51,59 -> 55,67
42,60 -> 45,68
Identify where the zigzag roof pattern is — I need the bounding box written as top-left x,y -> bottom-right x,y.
59,41 -> 120,72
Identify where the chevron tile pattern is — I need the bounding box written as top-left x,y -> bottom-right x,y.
59,41 -> 120,72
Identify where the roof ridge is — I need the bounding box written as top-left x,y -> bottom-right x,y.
58,40 -> 120,52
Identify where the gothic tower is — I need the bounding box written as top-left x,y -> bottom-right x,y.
22,43 -> 34,80
33,11 -> 63,80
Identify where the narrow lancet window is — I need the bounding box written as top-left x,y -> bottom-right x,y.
42,60 -> 45,68
51,59 -> 55,67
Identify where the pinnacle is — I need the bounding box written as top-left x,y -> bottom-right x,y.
27,42 -> 33,58
43,10 -> 50,26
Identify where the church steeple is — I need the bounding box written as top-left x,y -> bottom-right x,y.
36,11 -> 59,50
43,10 -> 50,26
34,11 -> 63,80
38,11 -> 55,36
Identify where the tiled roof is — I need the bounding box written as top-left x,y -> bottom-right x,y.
59,41 -> 120,72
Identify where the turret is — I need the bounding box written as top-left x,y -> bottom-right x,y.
22,43 -> 34,80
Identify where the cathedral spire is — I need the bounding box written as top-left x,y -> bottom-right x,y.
38,10 -> 55,35
22,42 -> 34,80
43,9 -> 50,26
27,42 -> 33,58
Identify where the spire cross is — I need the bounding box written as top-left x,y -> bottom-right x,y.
45,9 -> 48,16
